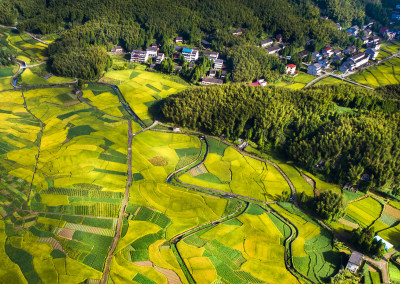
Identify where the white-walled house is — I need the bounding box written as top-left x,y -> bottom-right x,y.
307,63 -> 322,75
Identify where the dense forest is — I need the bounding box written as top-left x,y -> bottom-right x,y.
161,84 -> 400,190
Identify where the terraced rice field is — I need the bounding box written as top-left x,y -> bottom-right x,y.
271,203 -> 341,283
381,41 -> 400,54
345,197 -> 383,227
180,204 -> 298,284
5,30 -> 47,63
0,86 -> 139,280
105,130 -> 231,283
19,66 -> 73,86
349,58 -> 400,88
277,163 -> 314,197
179,138 -> 290,202
101,66 -> 188,123
0,66 -> 16,91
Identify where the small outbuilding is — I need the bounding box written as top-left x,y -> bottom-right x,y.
345,251 -> 363,273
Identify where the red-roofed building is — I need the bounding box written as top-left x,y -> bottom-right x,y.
379,27 -> 389,36
286,64 -> 297,74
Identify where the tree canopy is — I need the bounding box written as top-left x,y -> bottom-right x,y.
161,84 -> 400,189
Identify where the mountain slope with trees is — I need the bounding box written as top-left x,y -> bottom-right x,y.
161,84 -> 400,190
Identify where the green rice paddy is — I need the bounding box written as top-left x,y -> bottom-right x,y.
349,57 -> 400,88
101,65 -> 188,123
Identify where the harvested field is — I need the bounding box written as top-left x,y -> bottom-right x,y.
56,228 -> 75,240
149,156 -> 168,166
188,164 -> 208,176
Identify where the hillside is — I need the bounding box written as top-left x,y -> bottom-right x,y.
161,84 -> 400,189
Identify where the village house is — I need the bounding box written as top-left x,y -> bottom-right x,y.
276,34 -> 283,43
220,70 -> 228,79
362,37 -> 369,45
173,65 -> 182,72
150,42 -> 159,49
318,58 -> 330,69
386,31 -> 397,40
341,52 -> 369,71
201,39 -> 211,48
286,64 -> 296,74
312,51 -> 322,61
370,35 -> 380,44
365,48 -> 379,60
130,50 -> 149,63
182,48 -> 199,62
298,50 -> 310,59
307,63 -> 322,76
333,49 -> 341,56
231,29 -> 245,35
332,54 -> 344,63
201,77 -> 223,85
110,46 -> 124,53
379,27 -> 390,36
209,69 -> 217,77
250,79 -> 267,86
343,46 -> 357,55
364,29 -> 372,36
349,52 -> 370,67
175,37 -> 183,43
259,39 -> 274,48
203,51 -> 219,61
322,47 -> 334,57
346,251 -> 363,273
336,23 -> 342,30
155,53 -> 165,64
188,63 -> 194,70
374,42 -> 381,50
146,46 -> 158,58
347,25 -> 359,36
339,64 -> 350,73
214,59 -> 224,70
266,45 -> 281,55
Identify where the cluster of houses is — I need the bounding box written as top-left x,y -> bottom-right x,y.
306,36 -> 381,76
258,35 -> 285,56
119,20 -> 395,86
130,42 -> 165,68
127,37 -> 228,85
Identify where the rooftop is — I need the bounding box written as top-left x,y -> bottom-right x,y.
348,251 -> 363,266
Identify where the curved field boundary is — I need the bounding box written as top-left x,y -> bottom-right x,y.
170,201 -> 248,284
134,261 -> 182,284
269,204 -> 316,284
96,82 -> 146,128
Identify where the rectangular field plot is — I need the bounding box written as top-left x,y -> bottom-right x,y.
345,197 -> 383,227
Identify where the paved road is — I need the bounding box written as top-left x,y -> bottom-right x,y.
304,73 -> 329,88
24,32 -> 49,45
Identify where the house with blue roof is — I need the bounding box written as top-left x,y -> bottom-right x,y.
182,48 -> 199,62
